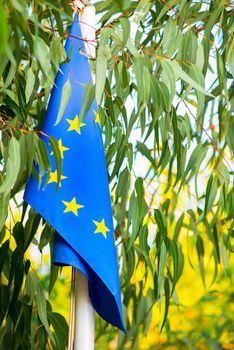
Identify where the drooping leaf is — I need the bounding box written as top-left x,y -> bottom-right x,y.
54,75 -> 72,126
0,3 -> 8,54
0,137 -> 21,194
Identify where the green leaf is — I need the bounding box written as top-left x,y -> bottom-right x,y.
135,177 -> 144,211
179,143 -> 207,190
0,240 -> 9,276
0,3 -> 9,53
0,175 -> 10,230
162,18 -> 177,56
204,175 -> 218,216
25,67 -> 35,103
49,136 -> 62,190
178,30 -> 198,68
196,236 -> 205,286
96,47 -> 108,106
36,283 -> 54,340
34,37 -> 49,75
119,17 -> 130,46
188,64 -> 205,117
80,81 -> 95,121
173,213 -> 184,241
154,209 -> 166,237
158,241 -> 166,297
39,224 -> 52,252
160,277 -> 170,332
203,3 -> 223,40
34,137 -> 51,186
54,75 -> 71,126
167,60 -> 213,96
161,60 -> 175,105
0,137 -> 21,194
227,43 -> 234,78
49,265 -> 59,295
134,55 -> 151,106
133,0 -> 151,24
48,312 -> 68,350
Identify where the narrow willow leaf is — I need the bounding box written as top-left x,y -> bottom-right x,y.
49,37 -> 66,69
48,312 -> 68,350
80,81 -> 95,121
167,60 -> 212,96
161,60 -> 175,105
227,43 -> 234,77
133,0 -> 151,24
126,247 -> 135,284
24,213 -> 41,253
196,236 -> 205,286
196,44 -> 205,70
162,18 -> 177,56
119,17 -> 130,46
0,175 -> 10,230
39,225 -> 51,252
116,167 -> 130,203
134,55 -> 150,106
54,76 -> 71,126
34,137 -> 51,186
179,143 -> 203,190
151,75 -> 171,112
49,136 -> 62,191
0,137 -> 20,194
139,226 -> 154,273
188,64 -> 205,117
204,175 -> 218,216
26,272 -> 38,305
212,224 -> 220,263
36,283 -> 53,340
158,241 -> 166,296
160,277 -> 170,332
25,67 -> 35,103
154,209 -> 166,237
173,213 -> 184,241
0,240 -> 9,276
49,265 -> 59,295
203,3 -> 223,40
135,177 -> 144,211
96,47 -> 108,106
35,37 -> 49,75
178,30 -> 198,68
0,3 -> 9,53
220,236 -> 229,269
170,241 -> 179,295
3,61 -> 16,89
150,76 -> 163,115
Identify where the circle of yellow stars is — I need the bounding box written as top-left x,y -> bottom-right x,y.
49,111 -> 109,239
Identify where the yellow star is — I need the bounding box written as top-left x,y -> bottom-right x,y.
50,139 -> 69,159
93,219 -> 110,239
66,115 -> 86,134
48,170 -> 67,186
62,197 -> 84,216
93,110 -> 101,125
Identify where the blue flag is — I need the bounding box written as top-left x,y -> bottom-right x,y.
24,16 -> 125,332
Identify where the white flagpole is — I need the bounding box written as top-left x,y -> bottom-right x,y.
68,2 -> 96,350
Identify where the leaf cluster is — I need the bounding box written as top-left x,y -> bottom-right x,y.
0,0 -> 233,348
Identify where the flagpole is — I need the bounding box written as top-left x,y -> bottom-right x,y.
68,2 -> 96,350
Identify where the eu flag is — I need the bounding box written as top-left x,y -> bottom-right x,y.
24,15 -> 125,332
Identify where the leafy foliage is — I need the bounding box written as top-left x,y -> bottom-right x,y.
0,0 -> 233,349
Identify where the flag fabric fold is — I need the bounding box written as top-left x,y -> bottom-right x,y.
24,15 -> 125,332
